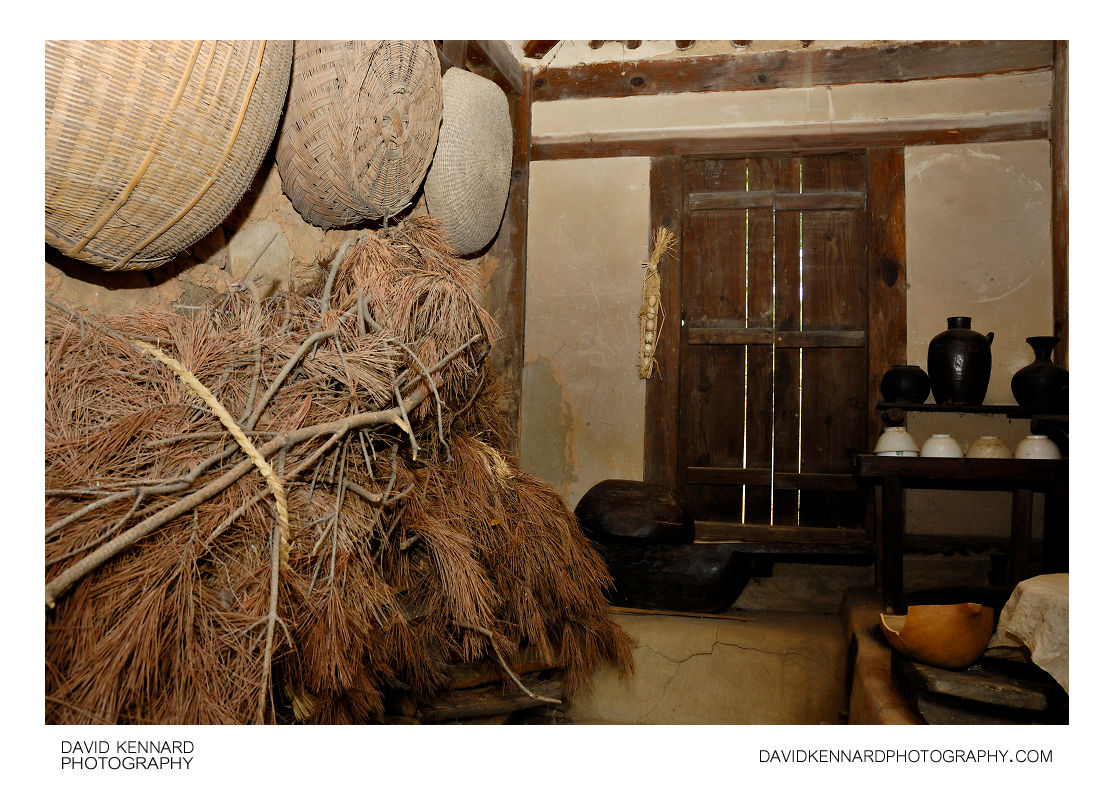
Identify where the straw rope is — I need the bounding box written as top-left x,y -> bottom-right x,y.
638,227 -> 676,380
129,339 -> 290,565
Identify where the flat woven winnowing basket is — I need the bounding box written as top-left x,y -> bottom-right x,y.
276,40 -> 442,229
421,68 -> 512,256
45,40 -> 293,271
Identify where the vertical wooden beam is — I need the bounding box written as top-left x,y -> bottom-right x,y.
440,40 -> 468,71
480,71 -> 531,456
866,148 -> 908,446
644,156 -> 683,492
471,41 -> 524,94
867,148 -> 907,578
1051,41 -> 1068,368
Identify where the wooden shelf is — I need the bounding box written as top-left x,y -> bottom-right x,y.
874,402 -> 1060,417
855,455 -> 1067,485
853,454 -> 1068,610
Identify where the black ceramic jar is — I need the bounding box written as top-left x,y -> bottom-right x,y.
1011,336 -> 1068,412
880,364 -> 931,404
927,316 -> 994,405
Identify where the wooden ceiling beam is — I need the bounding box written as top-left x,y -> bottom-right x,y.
530,40 -> 1055,102
470,40 -> 524,94
522,40 -> 559,59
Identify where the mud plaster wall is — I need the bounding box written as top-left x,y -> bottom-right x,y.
46,159 -> 357,315
522,78 -> 1054,541
521,157 -> 650,503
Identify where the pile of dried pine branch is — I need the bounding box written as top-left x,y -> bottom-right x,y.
45,217 -> 632,724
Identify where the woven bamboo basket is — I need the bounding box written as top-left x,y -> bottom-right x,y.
421,68 -> 512,256
276,40 -> 442,229
45,40 -> 293,271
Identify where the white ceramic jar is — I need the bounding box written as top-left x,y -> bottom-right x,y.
1015,434 -> 1062,460
874,426 -> 919,456
965,436 -> 1013,459
920,434 -> 964,458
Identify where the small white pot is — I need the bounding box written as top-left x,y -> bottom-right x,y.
874,426 -> 919,457
921,434 -> 964,458
965,436 -> 1013,459
1015,434 -> 1062,460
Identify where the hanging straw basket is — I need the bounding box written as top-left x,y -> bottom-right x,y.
421,68 -> 512,256
276,40 -> 443,229
45,40 -> 293,271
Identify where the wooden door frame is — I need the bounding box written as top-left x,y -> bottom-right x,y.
645,148 -> 906,550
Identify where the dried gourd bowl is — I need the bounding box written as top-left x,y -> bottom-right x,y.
879,602 -> 994,669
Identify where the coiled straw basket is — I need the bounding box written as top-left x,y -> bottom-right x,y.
421,68 -> 512,256
276,40 -> 443,229
45,40 -> 293,271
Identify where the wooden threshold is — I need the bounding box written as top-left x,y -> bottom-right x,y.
695,521 -> 875,553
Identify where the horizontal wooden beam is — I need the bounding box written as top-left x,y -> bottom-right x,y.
531,110 -> 1049,160
522,40 -> 560,60
687,189 -> 865,211
686,326 -> 866,348
695,521 -> 874,551
686,466 -> 861,491
530,40 -> 1054,102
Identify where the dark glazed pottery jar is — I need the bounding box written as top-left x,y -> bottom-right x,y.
880,364 -> 931,404
927,316 -> 994,405
1011,336 -> 1068,412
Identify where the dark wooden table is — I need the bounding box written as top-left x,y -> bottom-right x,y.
853,455 -> 1068,610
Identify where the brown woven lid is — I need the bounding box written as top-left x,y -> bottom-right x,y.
421,68 -> 512,256
276,40 -> 442,229
45,40 -> 292,271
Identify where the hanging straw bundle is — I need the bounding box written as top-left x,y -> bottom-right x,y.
637,227 -> 677,379
45,217 -> 630,724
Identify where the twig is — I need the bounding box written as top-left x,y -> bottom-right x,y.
256,523 -> 283,724
245,329 -> 338,431
45,376 -> 439,607
319,238 -> 354,318
454,622 -> 562,706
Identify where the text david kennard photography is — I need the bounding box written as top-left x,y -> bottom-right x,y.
61,739 -> 194,771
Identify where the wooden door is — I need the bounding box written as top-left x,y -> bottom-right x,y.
678,153 -> 869,530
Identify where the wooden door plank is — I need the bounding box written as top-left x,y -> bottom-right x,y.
686,190 -> 865,211
678,160 -> 750,520
686,326 -> 866,347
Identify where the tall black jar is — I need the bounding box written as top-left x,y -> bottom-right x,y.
927,316 -> 994,405
1011,336 -> 1068,412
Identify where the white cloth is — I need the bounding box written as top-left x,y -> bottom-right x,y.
987,573 -> 1069,693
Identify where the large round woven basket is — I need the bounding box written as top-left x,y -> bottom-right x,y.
421,68 -> 512,256
45,40 -> 293,271
276,40 -> 442,229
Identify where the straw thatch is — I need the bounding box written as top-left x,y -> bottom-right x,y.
45,40 -> 292,271
44,217 -> 631,724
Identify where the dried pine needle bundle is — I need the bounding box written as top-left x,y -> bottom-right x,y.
45,220 -> 631,725
637,227 -> 676,380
